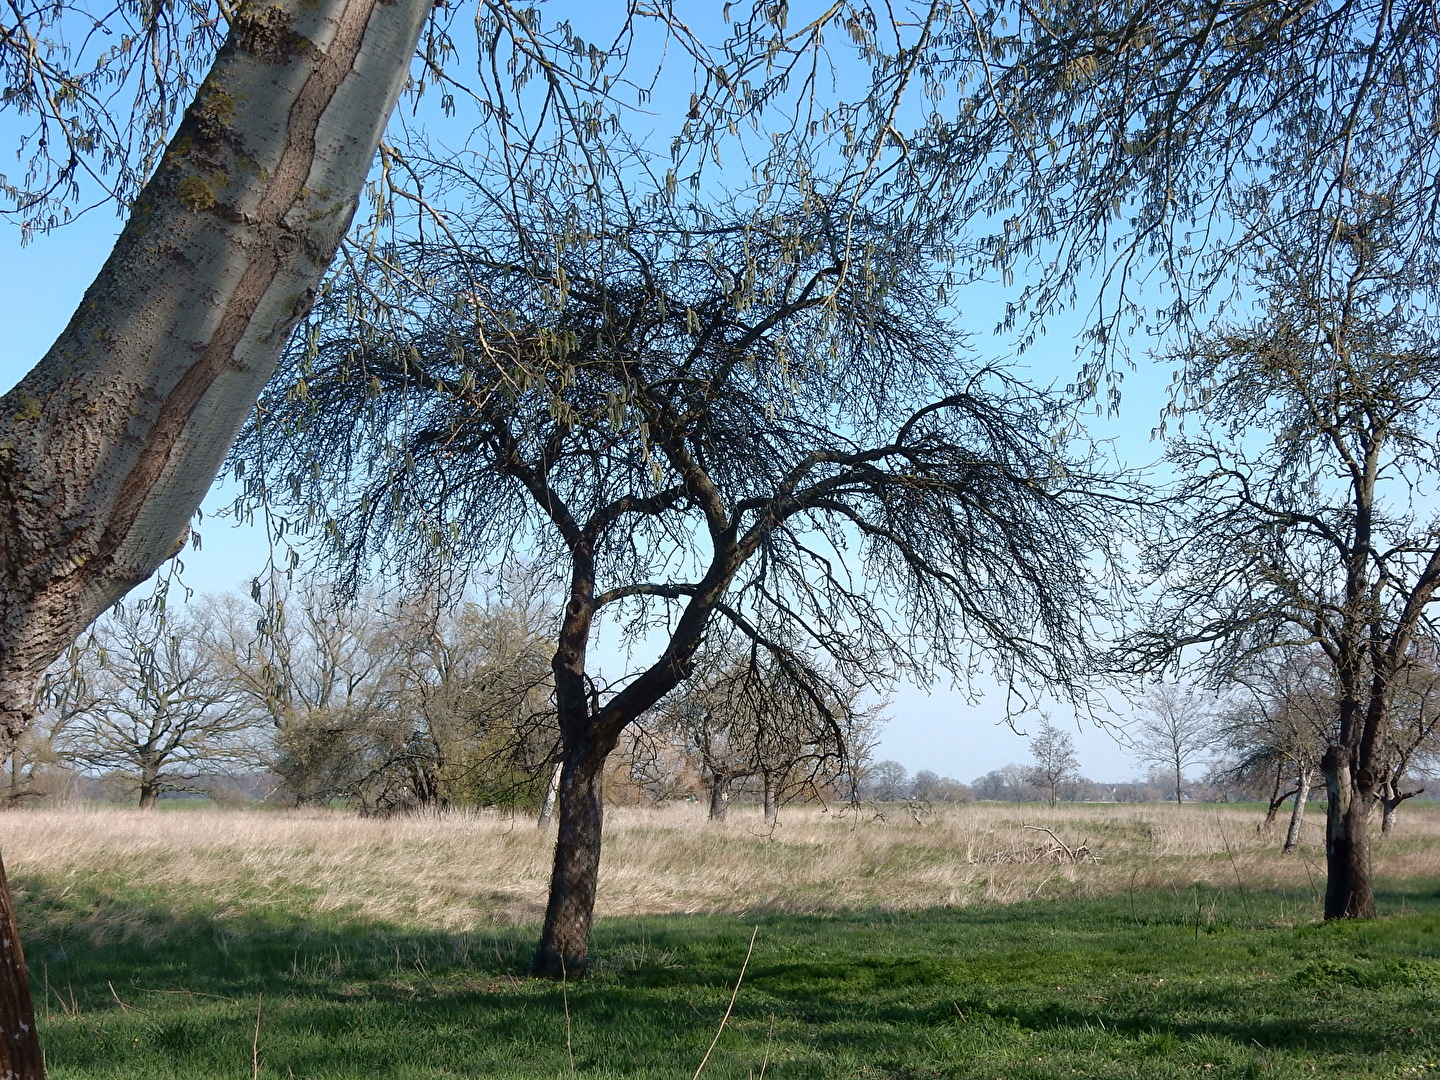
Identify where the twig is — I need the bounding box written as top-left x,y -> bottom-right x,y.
560,957 -> 574,1075
107,981 -> 136,1013
252,993 -> 262,1080
1021,823 -> 1075,859
692,926 -> 758,1080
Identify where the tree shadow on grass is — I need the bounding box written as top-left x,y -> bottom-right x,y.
13,874 -> 1440,1078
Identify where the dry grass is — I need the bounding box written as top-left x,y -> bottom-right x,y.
6,800 -> 1440,940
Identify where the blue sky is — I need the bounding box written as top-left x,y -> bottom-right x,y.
0,4 -> 1191,784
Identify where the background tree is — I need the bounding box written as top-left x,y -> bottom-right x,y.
1131,684 -> 1214,805
1134,197 -> 1440,918
48,604 -> 261,808
1375,645 -> 1440,833
1027,721 -> 1080,808
1218,651 -> 1333,852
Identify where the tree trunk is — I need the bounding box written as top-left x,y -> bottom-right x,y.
537,761 -> 562,828
1379,781 -> 1420,835
137,783 -> 159,811
1322,746 -> 1377,919
0,0 -> 431,1065
0,850 -> 41,1080
762,773 -> 779,826
0,0 -> 431,736
1262,765 -> 1298,835
533,737 -> 611,979
1283,768 -> 1311,854
708,773 -> 732,822
1173,762 -> 1183,805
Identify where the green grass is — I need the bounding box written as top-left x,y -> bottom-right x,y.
15,870 -> 1440,1079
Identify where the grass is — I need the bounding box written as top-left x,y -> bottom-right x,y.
8,802 -> 1440,1077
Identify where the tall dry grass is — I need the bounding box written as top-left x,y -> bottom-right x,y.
5,800 -> 1440,939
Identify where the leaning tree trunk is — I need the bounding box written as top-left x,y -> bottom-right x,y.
533,735 -> 614,979
1260,764 -> 1290,832
0,0 -> 431,1072
1322,746 -> 1377,919
1283,768 -> 1312,854
708,773 -> 732,822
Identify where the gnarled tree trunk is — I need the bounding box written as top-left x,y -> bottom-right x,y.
533,733 -> 615,979
0,0 -> 431,1071
1379,778 -> 1421,835
1322,746 -> 1377,919
708,773 -> 732,822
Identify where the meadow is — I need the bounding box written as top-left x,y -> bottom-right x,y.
6,800 -> 1440,1078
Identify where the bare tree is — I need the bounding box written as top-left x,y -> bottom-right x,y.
1026,721 -> 1080,808
1131,684 -> 1214,805
1132,197 -> 1440,918
47,604 -> 262,808
1376,645 -> 1440,833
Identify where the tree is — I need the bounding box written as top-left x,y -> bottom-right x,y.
1216,650 -> 1333,852
1134,196 -> 1440,918
1026,721 -> 1079,808
1376,645 -> 1440,833
46,603 -> 262,807
866,760 -> 911,803
204,577 -> 555,811
233,164 -> 1125,976
1131,684 -> 1214,805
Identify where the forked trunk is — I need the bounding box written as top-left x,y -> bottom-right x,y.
1283,768 -> 1312,854
762,773 -> 779,826
533,737 -> 610,978
537,761 -> 562,828
1378,778 -> 1420,835
1322,747 -> 1377,919
1260,764 -> 1290,832
708,774 -> 732,822
0,850 -> 41,1079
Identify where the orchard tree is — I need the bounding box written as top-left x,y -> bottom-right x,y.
1218,650 -> 1332,852
1133,196 -> 1440,918
233,172 -> 1128,977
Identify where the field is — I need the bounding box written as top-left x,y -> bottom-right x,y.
6,801 -> 1440,1078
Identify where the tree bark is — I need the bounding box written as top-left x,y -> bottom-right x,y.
0,0 -> 431,730
533,735 -> 613,979
1322,746 -> 1377,918
0,0 -> 431,1068
537,760 -> 562,828
762,773 -> 779,826
708,773 -> 732,822
1283,768 -> 1311,854
0,850 -> 41,1080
